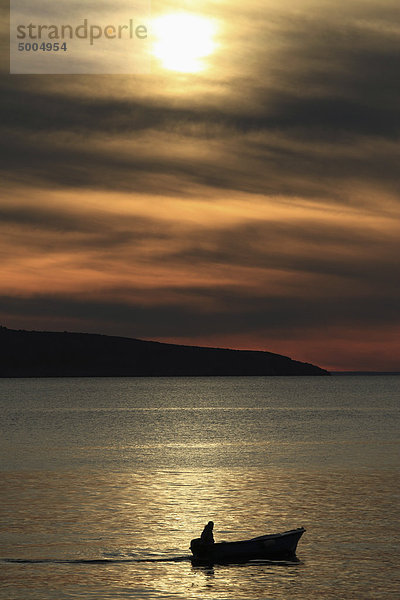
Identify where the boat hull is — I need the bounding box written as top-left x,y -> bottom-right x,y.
190,528 -> 305,564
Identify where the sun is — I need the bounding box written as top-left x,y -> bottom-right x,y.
152,14 -> 217,73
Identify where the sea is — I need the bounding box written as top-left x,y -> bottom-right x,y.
0,376 -> 399,600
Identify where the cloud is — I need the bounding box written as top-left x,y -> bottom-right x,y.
1,0 -> 400,369
2,1 -> 400,199
1,281 -> 399,344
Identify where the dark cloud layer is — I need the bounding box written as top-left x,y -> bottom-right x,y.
1,288 -> 399,335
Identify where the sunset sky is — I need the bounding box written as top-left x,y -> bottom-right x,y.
1,0 -> 400,371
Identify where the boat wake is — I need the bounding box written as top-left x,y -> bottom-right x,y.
1,555 -> 301,567
1,556 -> 192,565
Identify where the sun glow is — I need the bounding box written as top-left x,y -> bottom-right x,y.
152,14 -> 217,73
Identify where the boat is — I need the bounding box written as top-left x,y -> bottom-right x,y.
190,527 -> 305,564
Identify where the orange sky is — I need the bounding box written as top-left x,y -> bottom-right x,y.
1,0 -> 400,371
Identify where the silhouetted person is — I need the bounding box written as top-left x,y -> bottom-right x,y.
200,521 -> 214,545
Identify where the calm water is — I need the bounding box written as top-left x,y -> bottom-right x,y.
0,376 -> 399,599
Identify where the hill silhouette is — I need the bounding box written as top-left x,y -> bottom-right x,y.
0,326 -> 329,377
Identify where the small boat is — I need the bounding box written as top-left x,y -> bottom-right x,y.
190,527 -> 305,564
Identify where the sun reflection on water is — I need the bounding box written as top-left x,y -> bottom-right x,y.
1,467 -> 399,599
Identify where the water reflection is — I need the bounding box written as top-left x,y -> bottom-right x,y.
1,375 -> 399,599
2,467 -> 399,599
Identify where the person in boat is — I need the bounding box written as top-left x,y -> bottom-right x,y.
200,521 -> 215,546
